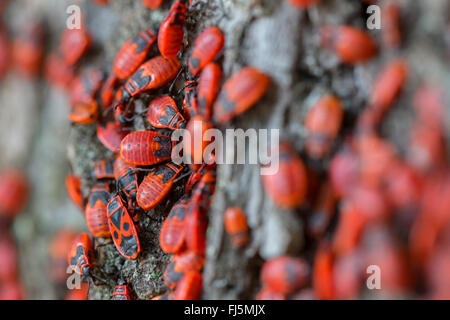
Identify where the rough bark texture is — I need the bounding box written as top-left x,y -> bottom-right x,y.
0,0 -> 448,299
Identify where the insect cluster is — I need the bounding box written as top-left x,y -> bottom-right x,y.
46,0 -> 270,300
56,0 -> 450,300
0,0 -> 448,301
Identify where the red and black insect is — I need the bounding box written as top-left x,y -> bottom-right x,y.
163,251 -> 204,289
157,0 -> 188,58
59,27 -> 92,66
113,29 -> 157,80
65,173 -> 84,210
116,55 -> 181,105
92,157 -> 116,180
188,26 -> 224,76
224,207 -> 249,247
119,131 -> 173,166
97,121 -> 130,153
85,183 -> 111,238
69,68 -> 105,106
67,232 -> 94,277
114,158 -> 138,205
136,162 -> 184,210
213,67 -> 270,124
112,278 -> 133,300
185,169 -> 216,255
197,62 -> 222,120
147,95 -> 186,129
159,195 -> 190,253
107,195 -> 141,259
182,79 -> 199,120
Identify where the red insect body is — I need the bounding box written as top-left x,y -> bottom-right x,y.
359,59 -> 408,130
114,158 -> 138,204
136,162 -> 184,210
0,169 -> 29,220
119,131 -> 172,166
67,232 -> 94,276
48,229 -> 77,284
174,272 -> 202,300
197,63 -> 222,120
185,170 -> 216,255
320,25 -> 377,64
142,0 -> 163,9
188,27 -> 224,76
100,74 -> 119,110
60,27 -> 92,66
407,122 -> 446,173
184,116 -> 215,168
213,67 -> 270,124
163,258 -> 184,289
107,195 -> 141,259
65,174 -> 84,210
97,121 -> 130,153
44,52 -> 76,89
147,95 -> 186,129
113,29 -> 157,80
160,195 -> 190,254
261,142 -> 308,209
224,207 -> 249,247
69,99 -> 99,125
119,55 -> 181,103
0,231 -> 18,283
183,79 -> 199,119
413,84 -> 444,128
92,157 -> 116,180
157,0 -> 188,58
304,95 -> 343,159
163,252 -> 204,289
112,279 -> 133,300
69,68 -> 105,106
313,242 -> 335,300
382,2 -> 401,49
12,21 -> 45,77
85,183 -> 111,238
261,256 -> 310,294
329,144 -> 359,199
